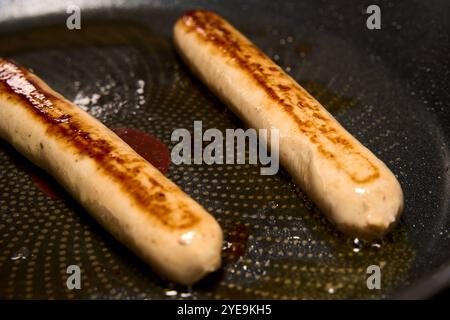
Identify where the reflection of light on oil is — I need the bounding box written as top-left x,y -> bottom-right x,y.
371,241 -> 382,249
355,187 -> 366,195
179,231 -> 195,245
165,289 -> 193,298
136,79 -> 146,106
222,241 -> 232,250
325,283 -> 336,294
353,238 -> 363,253
165,290 -> 177,297
10,247 -> 30,261
180,292 -> 192,298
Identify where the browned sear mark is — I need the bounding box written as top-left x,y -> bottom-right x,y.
0,59 -> 199,229
180,10 -> 380,184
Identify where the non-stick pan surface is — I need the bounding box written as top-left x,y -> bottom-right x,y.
0,0 -> 449,299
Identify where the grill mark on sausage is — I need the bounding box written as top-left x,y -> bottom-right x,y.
0,59 -> 199,229
180,10 -> 380,184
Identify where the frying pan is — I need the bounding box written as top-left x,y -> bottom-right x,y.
0,0 -> 449,299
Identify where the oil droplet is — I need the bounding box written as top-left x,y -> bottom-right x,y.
371,241 -> 382,249
222,241 -> 232,250
325,283 -> 336,294
11,247 -> 30,260
180,292 -> 192,298
353,238 -> 363,253
136,79 -> 145,95
269,201 -> 278,209
165,290 -> 178,297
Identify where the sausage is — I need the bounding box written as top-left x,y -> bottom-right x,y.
0,58 -> 223,284
173,10 -> 404,240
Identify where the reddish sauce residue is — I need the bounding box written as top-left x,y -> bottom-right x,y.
29,127 -> 170,199
6,152 -> 66,199
30,173 -> 62,199
112,128 -> 170,175
223,220 -> 249,262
